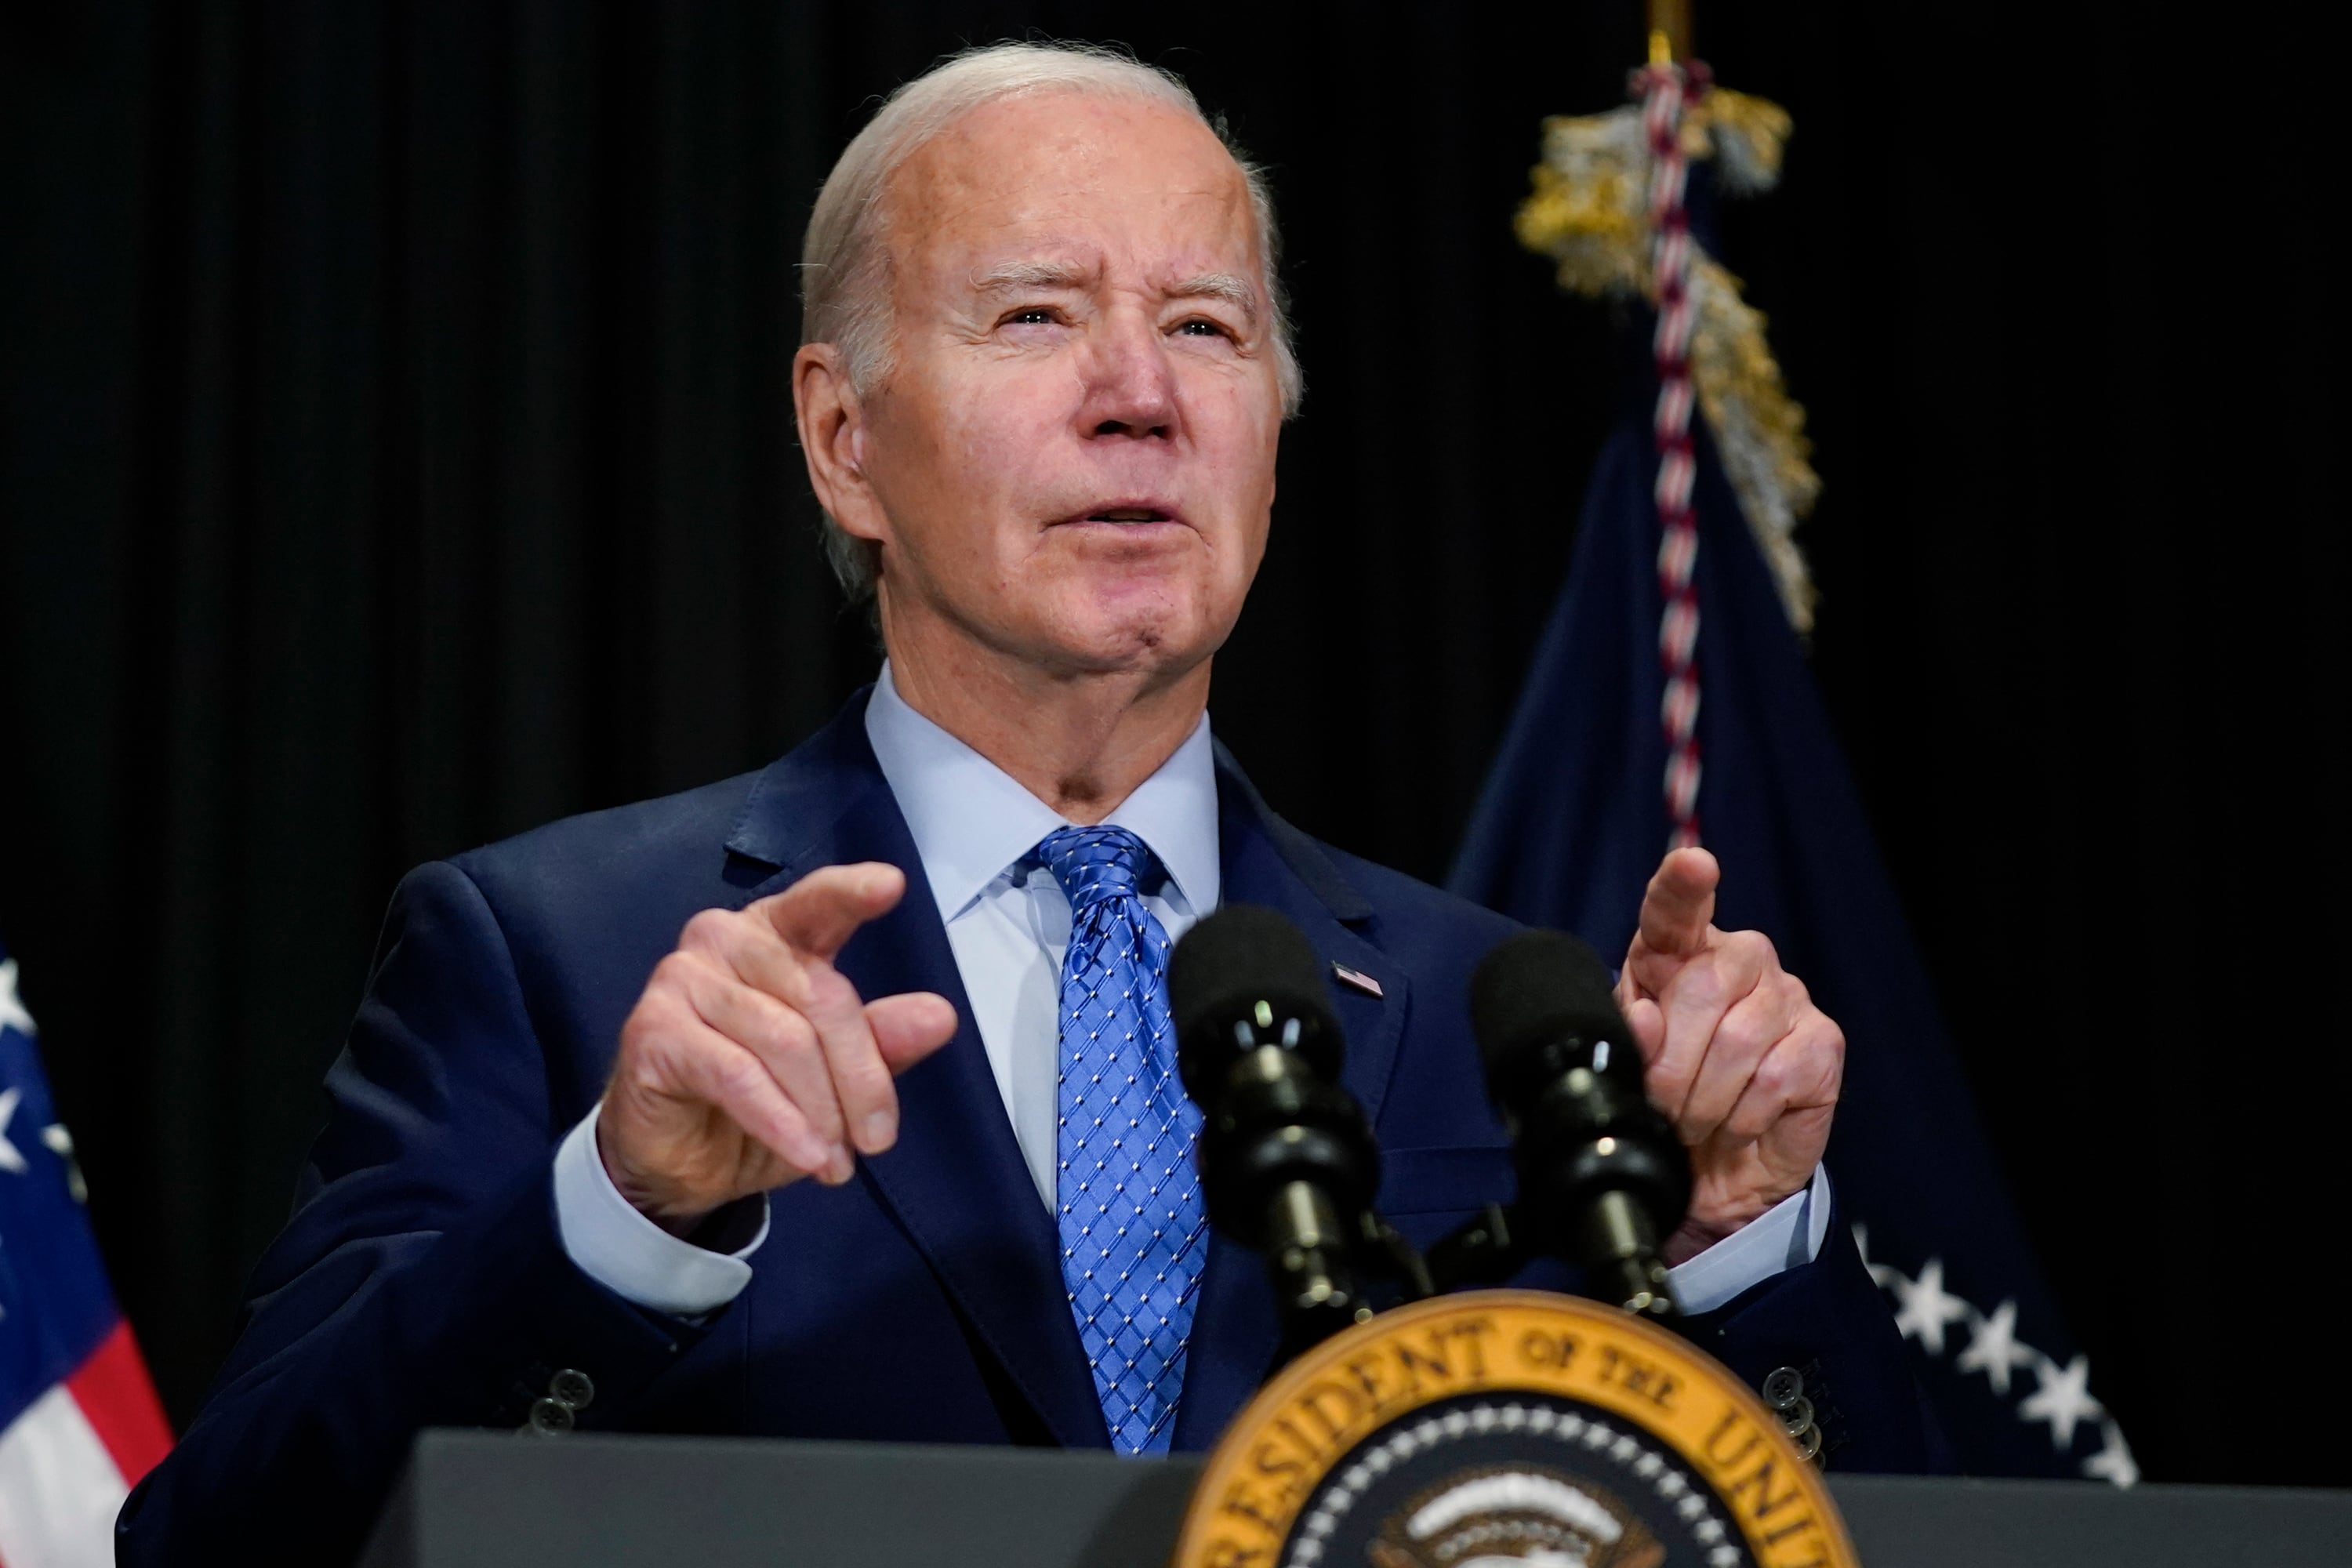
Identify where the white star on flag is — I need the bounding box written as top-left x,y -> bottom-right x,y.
44,1121 -> 89,1203
1851,1224 -> 2130,1485
0,956 -> 36,1037
2018,1353 -> 2103,1450
1850,1222 -> 1897,1288
1890,1256 -> 1971,1356
2081,1420 -> 2140,1488
0,1084 -> 25,1175
1954,1298 -> 2038,1396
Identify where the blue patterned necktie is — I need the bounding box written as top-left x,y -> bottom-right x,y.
1036,825 -> 1208,1454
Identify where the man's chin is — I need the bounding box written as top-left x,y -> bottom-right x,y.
1026,604 -> 1226,682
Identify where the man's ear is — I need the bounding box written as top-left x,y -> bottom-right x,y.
793,343 -> 888,547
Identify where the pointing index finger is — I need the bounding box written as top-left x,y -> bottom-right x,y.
751,862 -> 907,961
1637,847 -> 1721,959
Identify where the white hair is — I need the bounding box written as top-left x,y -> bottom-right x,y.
799,41 -> 1302,598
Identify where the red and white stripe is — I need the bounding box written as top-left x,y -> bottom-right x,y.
0,1323 -> 172,1568
1641,59 -> 1704,851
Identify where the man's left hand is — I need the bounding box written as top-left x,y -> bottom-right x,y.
1617,847 -> 1843,1265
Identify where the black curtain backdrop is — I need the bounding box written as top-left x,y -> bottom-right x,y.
3,1 -> 2345,1486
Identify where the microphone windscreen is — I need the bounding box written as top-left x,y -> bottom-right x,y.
1469,928 -> 1625,1076
1167,904 -> 1334,1044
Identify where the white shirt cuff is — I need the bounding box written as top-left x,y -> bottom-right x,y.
551,1104 -> 768,1316
1664,1163 -> 1831,1316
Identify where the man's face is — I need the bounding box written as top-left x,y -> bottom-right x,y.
844,92 -> 1284,683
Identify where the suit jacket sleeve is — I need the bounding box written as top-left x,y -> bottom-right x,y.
116,862 -> 713,1566
1682,1183 -> 1954,1473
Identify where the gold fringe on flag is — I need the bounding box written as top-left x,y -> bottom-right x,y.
1515,88 -> 1820,633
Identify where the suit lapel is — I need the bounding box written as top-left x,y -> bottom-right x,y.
1170,746 -> 1412,1450
725,695 -> 1108,1450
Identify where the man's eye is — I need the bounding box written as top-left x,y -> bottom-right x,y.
1176,318 -> 1230,339
1005,307 -> 1058,326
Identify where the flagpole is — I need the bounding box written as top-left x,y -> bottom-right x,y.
1647,0 -> 1690,64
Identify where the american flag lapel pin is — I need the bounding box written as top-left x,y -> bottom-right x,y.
1330,962 -> 1384,998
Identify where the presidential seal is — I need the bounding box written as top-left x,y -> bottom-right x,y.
1173,1291 -> 1856,1568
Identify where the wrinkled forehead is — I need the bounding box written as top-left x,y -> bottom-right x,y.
878,92 -> 1264,297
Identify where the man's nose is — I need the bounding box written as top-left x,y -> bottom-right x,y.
1080,308 -> 1179,440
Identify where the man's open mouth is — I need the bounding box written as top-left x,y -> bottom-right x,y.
1062,501 -> 1181,527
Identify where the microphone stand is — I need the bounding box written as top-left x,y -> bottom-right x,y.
1425,1099 -> 1685,1321
1580,1189 -> 1677,1320
1207,1042 -> 1433,1363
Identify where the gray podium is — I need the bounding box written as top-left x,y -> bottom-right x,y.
360,1428 -> 2352,1568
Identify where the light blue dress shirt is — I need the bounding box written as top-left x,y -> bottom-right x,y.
552,663 -> 1825,1318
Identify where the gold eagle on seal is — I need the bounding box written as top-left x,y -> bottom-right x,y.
1367,1465 -> 1667,1568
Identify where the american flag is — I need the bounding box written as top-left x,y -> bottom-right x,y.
0,943 -> 172,1565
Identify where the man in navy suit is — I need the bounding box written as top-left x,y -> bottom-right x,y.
121,40 -> 1931,1565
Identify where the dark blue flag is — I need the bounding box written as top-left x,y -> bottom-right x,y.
1449,408 -> 2136,1483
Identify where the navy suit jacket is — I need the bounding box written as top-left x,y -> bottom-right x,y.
120,690 -> 1934,1565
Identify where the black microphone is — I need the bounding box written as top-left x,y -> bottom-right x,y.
1169,905 -> 1386,1352
1468,928 -> 1692,1318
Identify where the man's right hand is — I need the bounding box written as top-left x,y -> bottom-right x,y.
597,862 -> 960,1234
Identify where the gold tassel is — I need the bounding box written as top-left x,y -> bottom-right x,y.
1514,90 -> 1820,633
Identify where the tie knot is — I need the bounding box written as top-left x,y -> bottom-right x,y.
1036,825 -> 1159,909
